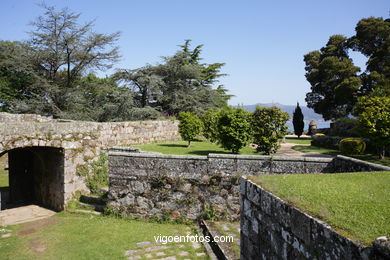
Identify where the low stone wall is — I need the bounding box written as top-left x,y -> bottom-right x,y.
0,112 -> 54,122
333,155 -> 390,172
107,150 -> 389,221
240,177 -> 389,259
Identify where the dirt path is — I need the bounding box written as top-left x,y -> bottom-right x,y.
276,142 -> 333,158
0,205 -> 56,226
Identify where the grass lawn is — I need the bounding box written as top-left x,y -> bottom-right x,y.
292,145 -> 339,155
134,140 -> 260,156
292,145 -> 390,167
0,212 -> 208,260
284,137 -> 311,145
250,171 -> 390,245
0,154 -> 9,190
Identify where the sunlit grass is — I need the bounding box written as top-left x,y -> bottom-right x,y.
250,171 -> 390,245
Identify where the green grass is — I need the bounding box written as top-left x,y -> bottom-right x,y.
0,155 -> 9,190
0,212 -> 208,260
284,137 -> 311,145
134,141 -> 260,156
250,171 -> 390,245
292,145 -> 390,167
292,145 -> 339,155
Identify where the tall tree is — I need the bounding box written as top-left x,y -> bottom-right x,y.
349,17 -> 390,96
154,40 -> 230,115
293,102 -> 304,138
0,41 -> 49,113
304,35 -> 361,120
112,65 -> 163,108
27,4 -> 121,116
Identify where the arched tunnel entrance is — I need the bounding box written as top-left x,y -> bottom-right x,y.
1,146 -> 64,211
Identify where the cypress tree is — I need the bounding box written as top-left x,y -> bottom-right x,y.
293,102 -> 304,138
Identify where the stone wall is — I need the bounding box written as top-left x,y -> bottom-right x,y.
0,112 -> 54,122
107,150 -> 390,221
0,119 -> 180,210
240,177 -> 389,259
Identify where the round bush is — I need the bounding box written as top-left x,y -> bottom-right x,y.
339,138 -> 366,155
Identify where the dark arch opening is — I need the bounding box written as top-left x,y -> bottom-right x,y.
1,146 -> 64,211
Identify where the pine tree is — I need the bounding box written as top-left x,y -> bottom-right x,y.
293,102 -> 304,138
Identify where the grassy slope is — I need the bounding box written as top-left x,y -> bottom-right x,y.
0,212 -> 208,260
134,141 -> 260,156
250,172 -> 390,245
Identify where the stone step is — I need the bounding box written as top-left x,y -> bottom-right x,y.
79,195 -> 107,206
78,202 -> 106,212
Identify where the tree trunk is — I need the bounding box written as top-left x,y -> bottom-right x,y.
379,146 -> 385,160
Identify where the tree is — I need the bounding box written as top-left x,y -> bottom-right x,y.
252,106 -> 289,155
201,108 -> 220,143
112,65 -> 163,108
0,41 -> 49,113
304,35 -> 361,120
349,17 -> 390,96
353,96 -> 390,159
26,4 -> 121,116
178,111 -> 203,146
154,40 -> 230,115
217,108 -> 252,154
292,102 -> 304,138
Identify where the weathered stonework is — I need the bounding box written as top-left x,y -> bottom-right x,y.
107,149 -> 390,221
0,115 -> 180,210
240,177 -> 390,259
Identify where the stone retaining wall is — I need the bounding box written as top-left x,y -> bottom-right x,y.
107,150 -> 390,221
240,177 -> 390,259
0,119 -> 180,209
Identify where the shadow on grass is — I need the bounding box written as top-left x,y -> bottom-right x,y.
187,150 -> 233,156
157,144 -> 188,148
292,145 -> 340,156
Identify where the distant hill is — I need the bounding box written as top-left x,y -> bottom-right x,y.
242,103 -> 326,122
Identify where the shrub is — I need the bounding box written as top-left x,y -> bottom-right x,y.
251,106 -> 289,155
217,107 -> 252,154
311,135 -> 342,149
178,111 -> 203,146
354,96 -> 390,159
201,108 -> 220,143
339,138 -> 366,155
86,153 -> 108,195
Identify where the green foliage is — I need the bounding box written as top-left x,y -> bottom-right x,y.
251,106 -> 289,155
304,17 -> 390,121
112,65 -> 163,108
339,138 -> 366,155
304,35 -> 361,120
354,96 -> 390,159
216,108 -> 252,154
201,108 -> 220,142
178,111 -> 203,146
292,102 -> 304,137
85,153 -> 109,194
154,40 -> 230,115
349,17 -> 390,95
329,117 -> 359,137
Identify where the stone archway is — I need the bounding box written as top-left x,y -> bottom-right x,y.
6,146 -> 64,211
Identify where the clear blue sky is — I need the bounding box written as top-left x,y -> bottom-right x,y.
1,0 -> 388,106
